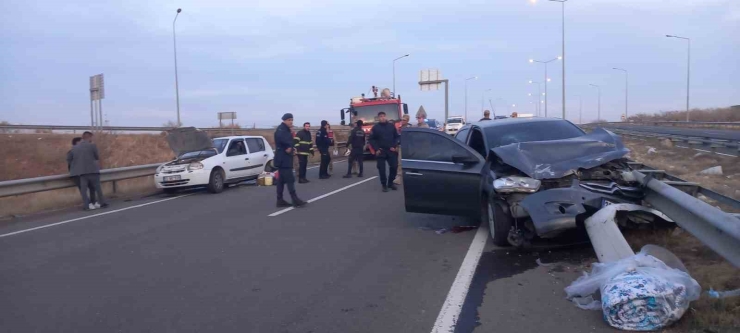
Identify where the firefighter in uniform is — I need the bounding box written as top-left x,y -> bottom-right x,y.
295,122 -> 315,183
343,120 -> 366,178
274,113 -> 307,208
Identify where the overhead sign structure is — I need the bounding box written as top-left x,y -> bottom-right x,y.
218,112 -> 238,130
89,73 -> 105,131
419,69 -> 449,124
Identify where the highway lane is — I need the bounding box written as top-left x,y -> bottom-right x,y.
599,124 -> 740,141
0,160 -> 611,332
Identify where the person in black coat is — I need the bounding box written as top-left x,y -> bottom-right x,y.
273,113 -> 306,208
343,120 -> 366,178
368,111 -> 400,192
316,120 -> 332,179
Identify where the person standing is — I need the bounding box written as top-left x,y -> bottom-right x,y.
67,137 -> 98,207
327,123 -> 335,175
274,113 -> 307,208
295,122 -> 314,183
393,115 -> 413,186
369,111 -> 400,192
316,120 -> 332,179
343,120 -> 366,178
67,131 -> 107,211
480,110 -> 492,121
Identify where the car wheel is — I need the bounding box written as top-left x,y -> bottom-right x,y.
265,160 -> 276,173
207,169 -> 225,194
486,197 -> 513,246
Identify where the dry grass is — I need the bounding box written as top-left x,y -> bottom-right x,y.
621,137 -> 740,332
628,107 -> 740,123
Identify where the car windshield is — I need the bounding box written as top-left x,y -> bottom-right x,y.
484,120 -> 585,148
178,149 -> 217,160
212,138 -> 229,154
353,103 -> 400,124
447,118 -> 463,124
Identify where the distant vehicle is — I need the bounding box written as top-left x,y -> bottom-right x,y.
340,86 -> 409,155
493,116 -> 508,120
400,118 -> 667,247
154,127 -> 275,194
516,113 -> 534,118
445,116 -> 465,135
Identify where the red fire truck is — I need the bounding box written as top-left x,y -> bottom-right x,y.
340,86 -> 409,154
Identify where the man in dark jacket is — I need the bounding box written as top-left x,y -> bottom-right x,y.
343,120 -> 366,178
480,110 -> 492,121
295,122 -> 314,183
67,137 -> 97,207
274,113 -> 306,208
369,111 -> 400,192
67,131 -> 107,210
316,120 -> 332,179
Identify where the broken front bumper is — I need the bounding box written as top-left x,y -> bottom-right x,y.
518,180 -> 643,237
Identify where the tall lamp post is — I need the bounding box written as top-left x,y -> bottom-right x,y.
666,34 -> 691,122
549,0 -> 567,120
464,76 -> 477,121
173,8 -> 182,127
528,80 -> 542,116
589,84 -> 601,122
529,56 -> 560,116
612,67 -> 628,119
392,54 -> 409,97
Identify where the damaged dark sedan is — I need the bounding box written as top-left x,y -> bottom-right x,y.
400,118 -> 666,247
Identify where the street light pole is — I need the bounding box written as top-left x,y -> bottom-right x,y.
173,8 -> 182,127
666,35 -> 691,122
548,0 -> 567,120
589,84 -> 601,121
529,57 -> 560,117
392,54 -> 409,98
613,68 -> 628,119
464,76 -> 477,121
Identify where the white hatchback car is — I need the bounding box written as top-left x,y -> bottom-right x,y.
154,127 -> 275,194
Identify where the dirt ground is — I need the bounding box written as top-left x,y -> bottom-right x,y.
620,137 -> 740,332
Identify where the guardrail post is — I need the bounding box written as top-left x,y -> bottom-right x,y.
112,180 -> 117,194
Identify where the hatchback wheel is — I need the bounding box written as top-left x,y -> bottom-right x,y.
486,198 -> 513,246
207,170 -> 224,193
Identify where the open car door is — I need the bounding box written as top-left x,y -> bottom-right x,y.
401,128 -> 486,217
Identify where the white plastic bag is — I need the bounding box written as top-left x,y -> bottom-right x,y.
565,245 -> 701,331
333,148 -> 339,156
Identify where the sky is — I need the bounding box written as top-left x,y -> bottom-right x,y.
1,0 -> 738,128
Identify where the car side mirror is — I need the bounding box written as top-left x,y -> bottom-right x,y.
452,154 -> 477,165
341,120 -> 346,126
403,103 -> 409,115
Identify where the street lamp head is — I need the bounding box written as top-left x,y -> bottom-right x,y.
528,93 -> 532,96
557,56 -> 562,60
177,8 -> 182,13
529,59 -> 534,63
528,80 -> 533,84
666,34 -> 673,38
547,78 -> 551,82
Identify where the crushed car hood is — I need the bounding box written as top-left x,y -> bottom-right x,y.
491,128 -> 629,180
165,127 -> 213,156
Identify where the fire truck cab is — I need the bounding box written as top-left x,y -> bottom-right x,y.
340,87 -> 409,155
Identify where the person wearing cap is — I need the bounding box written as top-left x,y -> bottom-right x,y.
274,113 -> 306,208
368,111 -> 400,192
316,120 -> 332,179
343,119 -> 366,178
295,122 -> 314,183
480,110 -> 492,121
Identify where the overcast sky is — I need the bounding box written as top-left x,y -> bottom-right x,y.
1,0 -> 738,127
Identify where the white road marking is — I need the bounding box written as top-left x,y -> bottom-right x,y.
714,152 -> 737,157
268,176 -> 378,217
431,223 -> 489,333
693,149 -> 712,153
0,194 -> 195,239
676,146 -> 689,149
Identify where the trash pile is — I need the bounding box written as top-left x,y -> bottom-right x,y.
565,245 -> 701,331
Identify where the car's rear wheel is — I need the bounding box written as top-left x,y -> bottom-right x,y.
485,197 -> 513,246
207,169 -> 225,194
265,160 -> 276,173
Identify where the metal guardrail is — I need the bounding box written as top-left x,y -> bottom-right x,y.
0,124 -> 354,133
604,128 -> 740,150
631,168 -> 740,268
581,121 -> 740,131
0,163 -> 161,198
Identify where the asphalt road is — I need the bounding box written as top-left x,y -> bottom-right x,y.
0,161 -> 615,333
599,124 -> 740,141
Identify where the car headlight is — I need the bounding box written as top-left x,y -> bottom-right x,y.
156,165 -> 164,173
493,176 -> 541,193
188,162 -> 204,171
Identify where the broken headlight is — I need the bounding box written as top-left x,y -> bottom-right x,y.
493,176 -> 541,193
188,162 -> 204,171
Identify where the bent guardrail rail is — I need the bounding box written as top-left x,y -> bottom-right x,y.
0,163 -> 162,198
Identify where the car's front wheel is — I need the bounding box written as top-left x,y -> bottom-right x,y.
485,197 -> 513,246
207,169 -> 225,194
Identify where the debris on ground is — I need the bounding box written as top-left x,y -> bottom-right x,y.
660,139 -> 674,148
647,147 -> 657,154
698,166 -> 723,176
565,245 -> 701,331
707,288 -> 740,299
